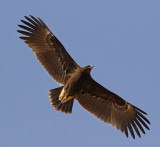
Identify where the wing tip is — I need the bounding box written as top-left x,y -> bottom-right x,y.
134,105 -> 147,115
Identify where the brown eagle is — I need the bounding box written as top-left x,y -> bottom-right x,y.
17,15 -> 150,139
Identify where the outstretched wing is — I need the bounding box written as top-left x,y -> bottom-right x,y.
76,78 -> 150,139
17,15 -> 80,85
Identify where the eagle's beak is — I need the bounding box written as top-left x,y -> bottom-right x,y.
89,65 -> 94,69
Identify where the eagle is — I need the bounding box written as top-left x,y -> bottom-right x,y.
17,15 -> 150,139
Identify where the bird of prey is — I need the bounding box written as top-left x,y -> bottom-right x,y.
17,15 -> 150,139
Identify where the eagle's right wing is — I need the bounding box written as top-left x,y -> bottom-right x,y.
76,77 -> 150,139
18,15 -> 80,85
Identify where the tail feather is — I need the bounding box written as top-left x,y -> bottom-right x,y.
49,87 -> 74,113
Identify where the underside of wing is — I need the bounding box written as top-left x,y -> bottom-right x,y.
17,15 -> 80,85
76,78 -> 150,139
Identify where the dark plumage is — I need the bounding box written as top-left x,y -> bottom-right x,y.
17,15 -> 150,139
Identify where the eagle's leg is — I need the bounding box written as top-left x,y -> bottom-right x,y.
59,88 -> 74,103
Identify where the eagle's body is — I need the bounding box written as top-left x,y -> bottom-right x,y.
59,66 -> 92,103
18,15 -> 150,139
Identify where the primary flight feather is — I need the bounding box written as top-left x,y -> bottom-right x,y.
17,15 -> 150,139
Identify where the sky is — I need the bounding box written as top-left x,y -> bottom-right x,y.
0,0 -> 160,147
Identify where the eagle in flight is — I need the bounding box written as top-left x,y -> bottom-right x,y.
17,15 -> 150,139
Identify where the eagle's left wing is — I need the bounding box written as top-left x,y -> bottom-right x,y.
17,15 -> 80,85
76,78 -> 150,139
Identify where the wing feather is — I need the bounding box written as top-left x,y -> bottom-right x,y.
76,78 -> 150,138
18,15 -> 80,85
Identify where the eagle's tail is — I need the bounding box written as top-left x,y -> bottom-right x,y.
49,87 -> 74,114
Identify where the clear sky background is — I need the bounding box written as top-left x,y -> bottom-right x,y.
0,0 -> 160,147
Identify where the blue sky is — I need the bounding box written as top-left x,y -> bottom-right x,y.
0,0 -> 160,146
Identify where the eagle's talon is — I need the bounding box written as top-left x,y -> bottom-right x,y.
60,96 -> 74,103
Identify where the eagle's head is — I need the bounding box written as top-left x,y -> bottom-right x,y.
84,65 -> 94,73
